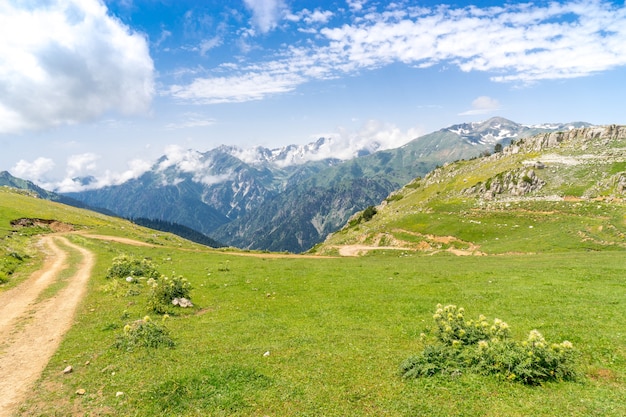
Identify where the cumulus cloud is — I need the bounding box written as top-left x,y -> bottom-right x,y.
243,0 -> 287,33
10,157 -> 56,181
347,0 -> 367,13
0,0 -> 155,134
66,153 -> 99,177
288,8 -> 334,25
171,1 -> 626,104
459,96 -> 501,116
335,120 -> 423,153
158,145 -> 201,171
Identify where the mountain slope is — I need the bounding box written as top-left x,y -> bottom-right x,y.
314,125 -> 626,255
214,118 -> 588,252
64,117 -> 592,252
213,177 -> 396,252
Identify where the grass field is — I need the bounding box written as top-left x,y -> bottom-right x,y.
18,241 -> 626,416
1,189 -> 625,416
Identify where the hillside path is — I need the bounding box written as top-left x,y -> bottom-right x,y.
0,235 -> 94,416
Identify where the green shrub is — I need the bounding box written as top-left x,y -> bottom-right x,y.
473,330 -> 578,384
400,344 -> 466,378
115,316 -> 174,351
402,304 -> 579,385
106,254 -> 160,280
386,194 -> 404,203
147,275 -> 192,314
362,206 -> 377,222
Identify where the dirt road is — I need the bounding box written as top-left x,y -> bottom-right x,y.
0,235 -> 94,416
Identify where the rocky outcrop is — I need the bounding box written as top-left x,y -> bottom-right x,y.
504,125 -> 626,154
464,168 -> 545,199
617,174 -> 626,194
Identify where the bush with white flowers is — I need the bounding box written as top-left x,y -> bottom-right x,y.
401,304 -> 579,385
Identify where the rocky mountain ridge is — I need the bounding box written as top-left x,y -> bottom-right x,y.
445,117 -> 590,146
62,117 -> 598,252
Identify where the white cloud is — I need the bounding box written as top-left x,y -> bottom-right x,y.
158,145 -> 202,171
110,159 -> 152,184
329,119 -> 423,157
66,153 -> 99,177
11,157 -> 56,181
9,153 -> 152,193
54,157 -> 152,192
268,120 -> 424,167
0,0 -> 154,134
156,144 -> 233,186
155,28 -> 172,47
170,1 -> 626,104
199,36 -> 223,55
169,72 -> 304,104
458,96 -> 501,116
243,0 -> 287,33
347,0 -> 367,13
302,9 -> 334,25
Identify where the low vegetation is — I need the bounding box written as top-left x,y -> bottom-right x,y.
401,304 -> 579,385
106,254 -> 161,280
115,315 -> 175,351
14,241 -> 622,416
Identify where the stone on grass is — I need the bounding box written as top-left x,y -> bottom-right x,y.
63,365 -> 73,374
172,297 -> 193,308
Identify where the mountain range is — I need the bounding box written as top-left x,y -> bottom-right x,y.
13,117 -> 594,253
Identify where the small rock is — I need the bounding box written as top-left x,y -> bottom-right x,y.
172,297 -> 193,308
76,389 -> 86,395
263,351 -> 270,357
63,365 -> 73,374
116,392 -> 124,397
84,360 -> 90,366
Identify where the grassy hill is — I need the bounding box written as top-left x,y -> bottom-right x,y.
1,163 -> 625,416
314,125 -> 626,256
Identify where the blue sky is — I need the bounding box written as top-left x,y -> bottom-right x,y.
1,0 -> 626,191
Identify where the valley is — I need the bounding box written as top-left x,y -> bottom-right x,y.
61,117 -> 591,253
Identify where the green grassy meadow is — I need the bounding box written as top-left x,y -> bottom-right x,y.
1,188 -> 625,416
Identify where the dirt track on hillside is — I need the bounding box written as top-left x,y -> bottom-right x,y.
0,236 -> 94,416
